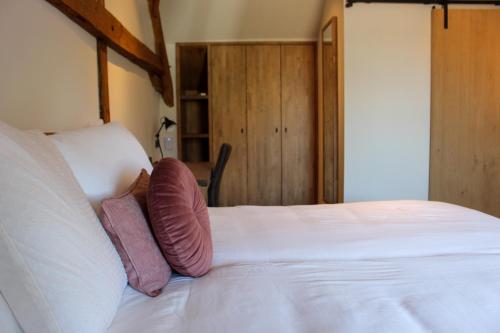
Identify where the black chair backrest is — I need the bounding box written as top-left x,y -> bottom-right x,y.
208,143 -> 232,207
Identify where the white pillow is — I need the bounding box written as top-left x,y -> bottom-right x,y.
50,122 -> 153,212
0,121 -> 127,333
0,293 -> 22,333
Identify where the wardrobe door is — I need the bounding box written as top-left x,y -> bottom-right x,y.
210,45 -> 248,206
281,44 -> 316,205
246,45 -> 282,205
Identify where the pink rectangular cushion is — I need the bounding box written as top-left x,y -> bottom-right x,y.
100,170 -> 171,296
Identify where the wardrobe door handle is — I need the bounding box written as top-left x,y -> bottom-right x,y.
275,128 -> 278,133
240,128 -> 244,134
284,127 -> 288,133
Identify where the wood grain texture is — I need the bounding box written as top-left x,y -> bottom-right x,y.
95,0 -> 109,123
281,44 -> 316,205
182,138 -> 209,163
322,20 -> 339,204
148,0 -> 174,106
180,100 -> 209,135
179,47 -> 208,93
430,9 -> 500,217
97,40 -> 110,123
46,0 -> 174,106
317,16 -> 344,204
176,45 -> 183,160
46,0 -> 162,74
176,45 -> 210,162
178,42 -> 317,206
210,45 -> 248,206
322,42 -> 335,203
246,45 -> 282,205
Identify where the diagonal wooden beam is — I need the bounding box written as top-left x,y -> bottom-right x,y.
46,0 -> 174,107
148,0 -> 174,106
46,0 -> 163,75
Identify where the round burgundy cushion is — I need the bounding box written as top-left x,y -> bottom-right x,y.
147,158 -> 212,277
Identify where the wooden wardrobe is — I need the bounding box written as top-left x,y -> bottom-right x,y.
178,42 -> 316,206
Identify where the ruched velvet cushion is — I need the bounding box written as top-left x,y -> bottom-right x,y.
148,158 -> 213,277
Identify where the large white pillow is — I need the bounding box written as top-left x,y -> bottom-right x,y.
0,121 -> 127,333
50,123 -> 153,212
0,293 -> 22,333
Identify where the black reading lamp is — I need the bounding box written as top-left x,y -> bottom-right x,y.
155,116 -> 176,158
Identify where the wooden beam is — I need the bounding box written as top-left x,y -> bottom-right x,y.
96,0 -> 110,123
97,40 -> 110,123
148,0 -> 174,106
46,0 -> 163,75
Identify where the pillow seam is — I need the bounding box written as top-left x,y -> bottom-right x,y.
101,208 -> 149,293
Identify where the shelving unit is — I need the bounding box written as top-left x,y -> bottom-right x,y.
180,95 -> 209,101
176,44 -> 210,163
176,42 -> 317,206
181,133 -> 209,139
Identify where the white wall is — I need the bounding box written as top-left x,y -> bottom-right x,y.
161,0 -> 324,42
343,5 -> 431,201
163,0 -> 432,201
0,0 -> 99,131
1,0 -> 432,199
158,43 -> 178,159
157,0 -> 326,159
106,0 -> 160,159
0,0 -> 162,159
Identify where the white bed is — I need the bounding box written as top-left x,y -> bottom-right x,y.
108,201 -> 500,333
3,122 -> 500,333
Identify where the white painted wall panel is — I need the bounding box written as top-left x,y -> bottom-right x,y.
343,5 -> 431,201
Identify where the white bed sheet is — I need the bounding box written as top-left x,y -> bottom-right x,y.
107,201 -> 500,333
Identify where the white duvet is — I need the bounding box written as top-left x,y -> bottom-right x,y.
107,201 -> 500,333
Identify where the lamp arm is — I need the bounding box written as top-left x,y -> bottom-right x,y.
154,116 -> 176,159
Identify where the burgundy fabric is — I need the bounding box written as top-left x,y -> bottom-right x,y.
100,171 -> 171,297
128,169 -> 150,218
148,158 -> 213,277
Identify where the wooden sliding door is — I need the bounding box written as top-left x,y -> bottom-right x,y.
281,44 -> 316,205
246,45 -> 282,205
210,45 -> 248,206
430,9 -> 500,217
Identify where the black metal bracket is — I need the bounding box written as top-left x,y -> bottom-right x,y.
154,116 -> 176,158
345,0 -> 500,29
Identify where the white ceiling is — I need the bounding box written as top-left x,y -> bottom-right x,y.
160,0 -> 325,42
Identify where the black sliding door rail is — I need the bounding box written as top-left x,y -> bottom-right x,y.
345,0 -> 500,28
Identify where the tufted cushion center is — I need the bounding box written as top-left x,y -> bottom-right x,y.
147,158 -> 213,277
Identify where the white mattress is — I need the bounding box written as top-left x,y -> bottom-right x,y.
107,201 -> 500,333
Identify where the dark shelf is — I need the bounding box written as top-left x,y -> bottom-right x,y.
181,95 -> 209,101
182,133 -> 209,139
178,44 -> 210,163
